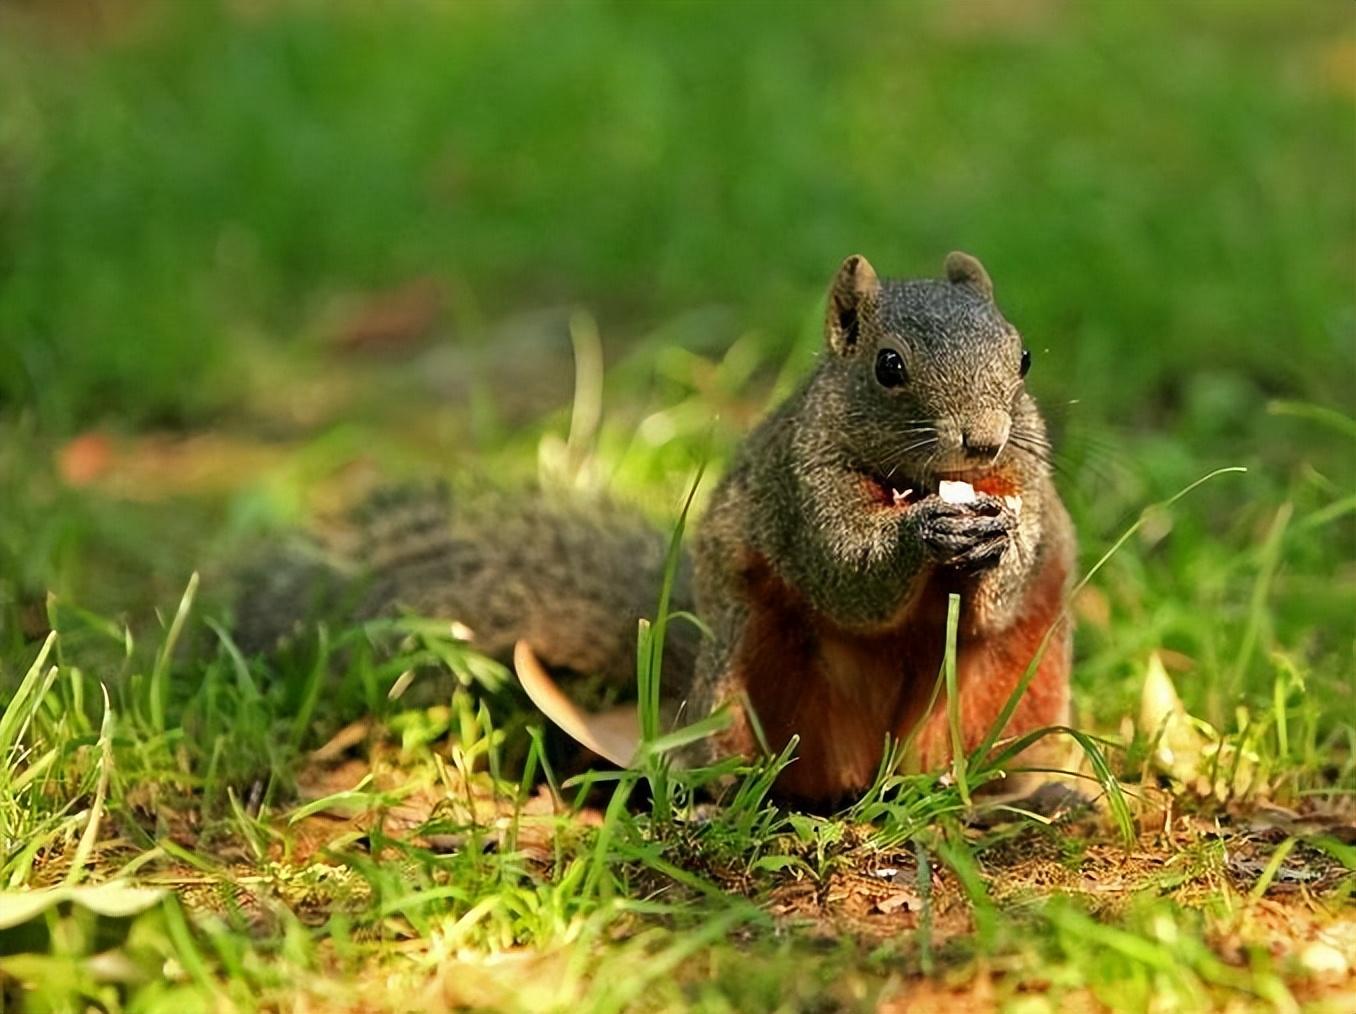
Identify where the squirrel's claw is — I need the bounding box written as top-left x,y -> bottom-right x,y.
946,534 -> 1010,571
915,494 -> 1015,571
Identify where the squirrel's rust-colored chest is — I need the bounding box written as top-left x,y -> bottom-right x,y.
722,549 -> 1070,804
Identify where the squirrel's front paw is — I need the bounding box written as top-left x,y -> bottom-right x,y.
914,494 -> 1016,572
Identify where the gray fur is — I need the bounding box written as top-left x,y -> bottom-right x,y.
235,484 -> 698,688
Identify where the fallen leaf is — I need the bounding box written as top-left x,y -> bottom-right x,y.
1139,653 -> 1262,801
330,276 -> 444,354
56,432 -> 286,500
0,883 -> 166,929
875,890 -> 921,914
513,640 -> 639,767
56,430 -> 113,485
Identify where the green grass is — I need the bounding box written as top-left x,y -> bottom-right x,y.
0,0 -> 1353,1011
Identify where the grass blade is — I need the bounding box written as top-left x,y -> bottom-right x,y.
64,685 -> 113,885
934,823 -> 997,952
0,632 -> 58,763
942,593 -> 969,805
638,465 -> 705,744
149,571 -> 199,732
1064,728 -> 1135,847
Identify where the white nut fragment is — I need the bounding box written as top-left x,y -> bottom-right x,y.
938,480 -> 977,505
1003,494 -> 1023,515
891,487 -> 914,505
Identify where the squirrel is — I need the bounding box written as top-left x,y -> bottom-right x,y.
235,252 -> 1075,807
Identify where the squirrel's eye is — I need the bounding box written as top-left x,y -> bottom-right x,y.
875,348 -> 907,389
1019,348 -> 1032,378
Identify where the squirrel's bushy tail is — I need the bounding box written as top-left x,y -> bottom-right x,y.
233,485 -> 697,688
231,540 -> 360,656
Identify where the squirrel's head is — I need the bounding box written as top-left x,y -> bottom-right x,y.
814,252 -> 1046,502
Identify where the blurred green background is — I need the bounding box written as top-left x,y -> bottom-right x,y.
0,0 -> 1352,734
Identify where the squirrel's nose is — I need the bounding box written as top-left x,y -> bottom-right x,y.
961,425 -> 1008,463
962,434 -> 1002,461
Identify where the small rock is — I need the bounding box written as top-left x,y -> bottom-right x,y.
1298,940 -> 1349,980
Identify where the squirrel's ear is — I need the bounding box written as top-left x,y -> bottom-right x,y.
825,254 -> 880,356
944,251 -> 994,301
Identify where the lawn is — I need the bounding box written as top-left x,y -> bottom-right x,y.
0,1 -> 1353,1011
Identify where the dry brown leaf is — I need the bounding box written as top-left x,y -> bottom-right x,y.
514,640 -> 640,767
330,276 -> 444,355
56,431 -> 286,499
